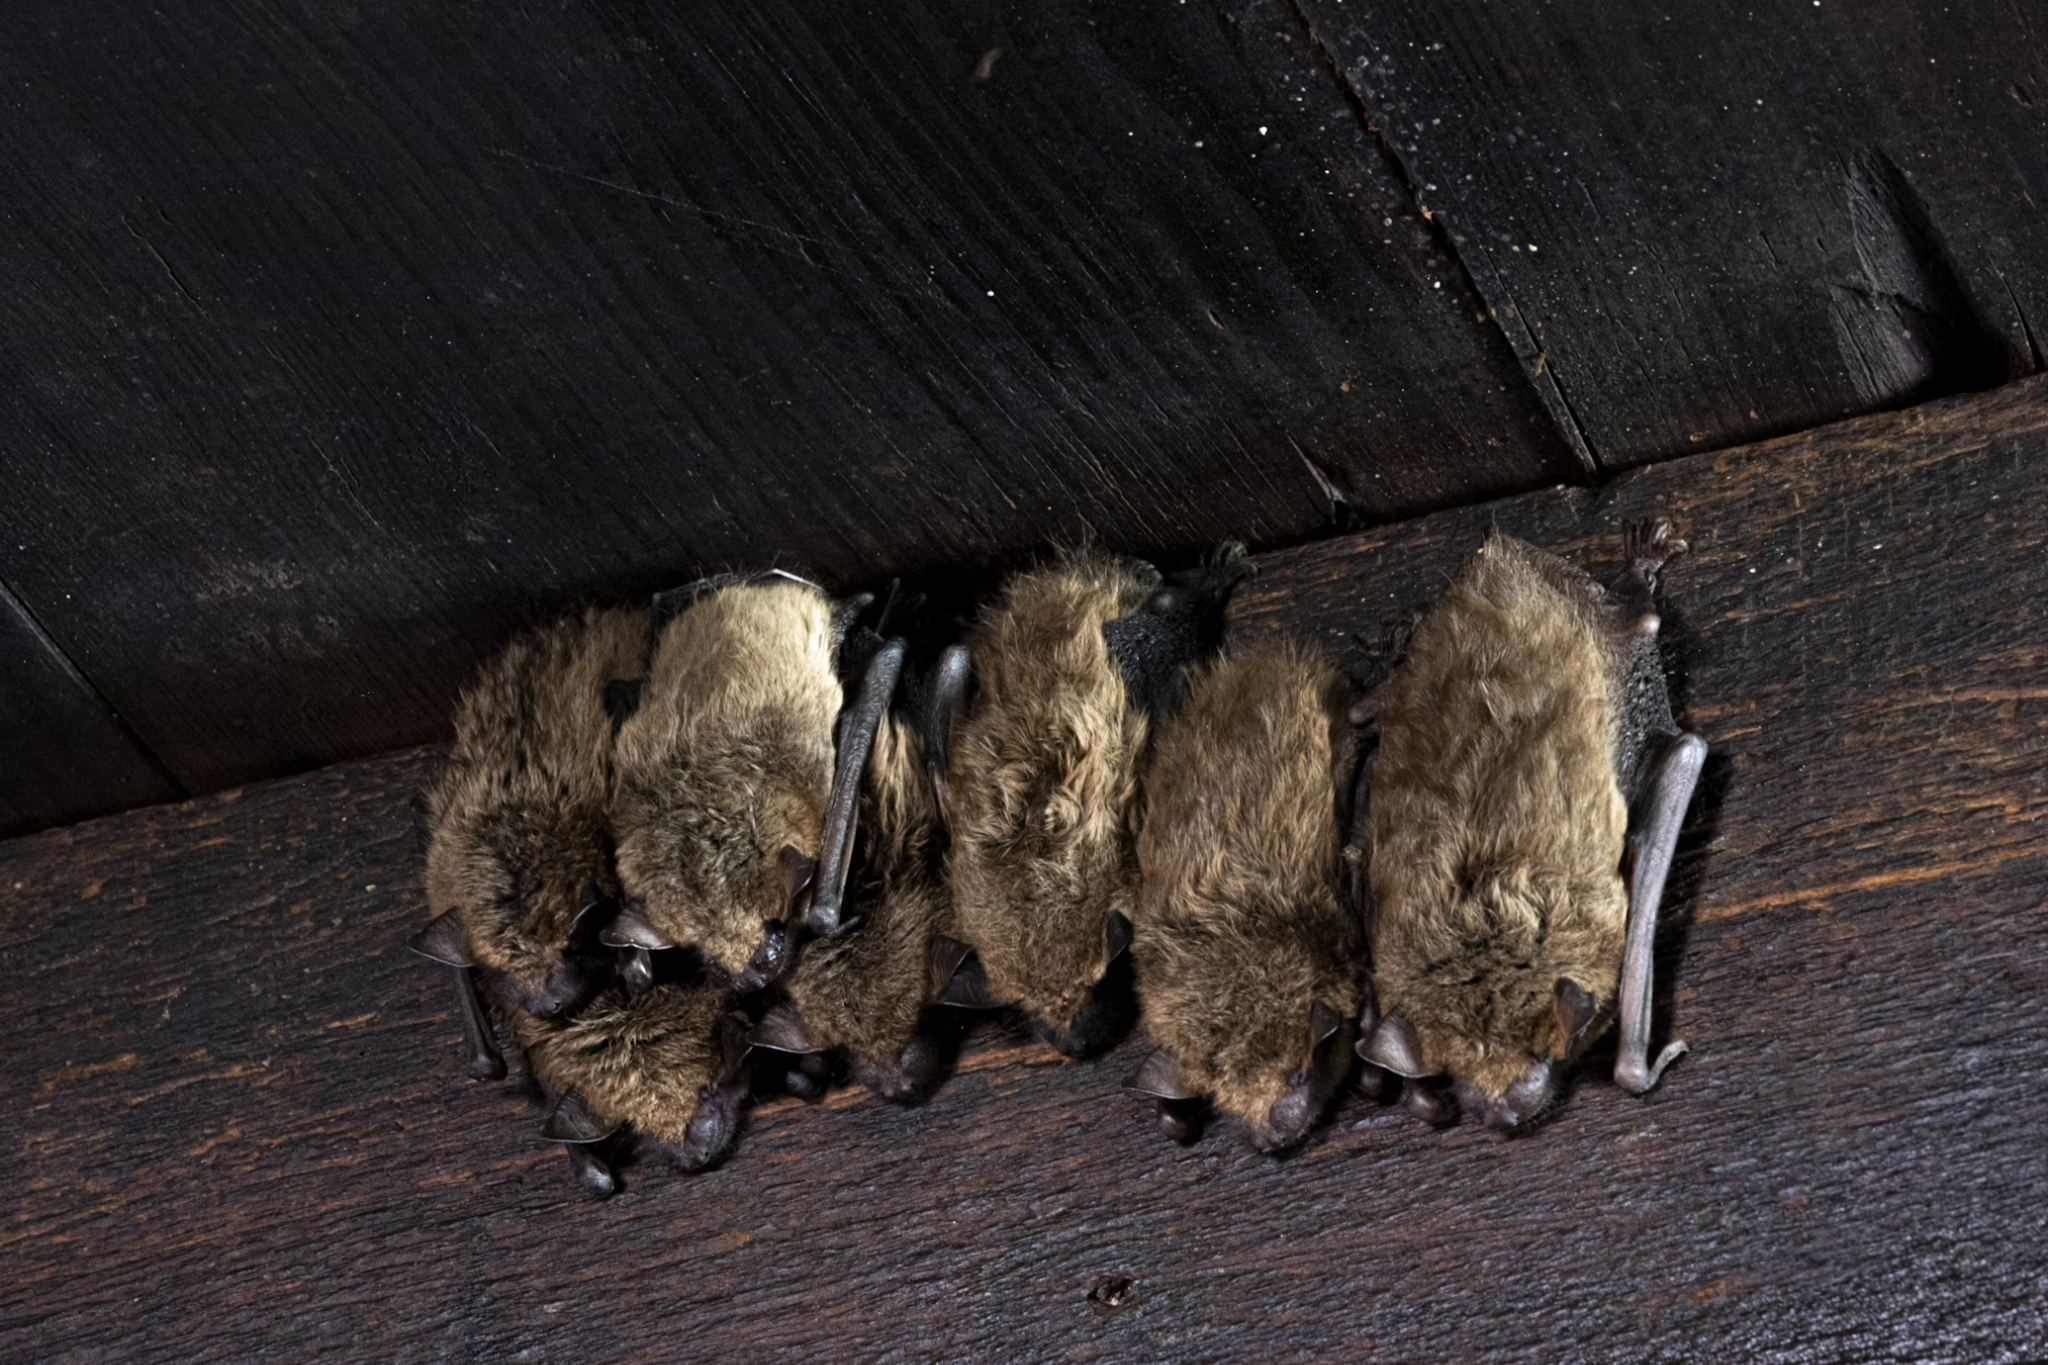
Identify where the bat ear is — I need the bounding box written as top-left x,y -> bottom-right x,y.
1356,1010 -> 1428,1078
1102,911 -> 1134,963
1309,999 -> 1344,1049
407,909 -> 473,967
927,935 -> 976,1003
541,1092 -> 618,1145
619,945 -> 654,995
780,845 -> 818,915
1125,1049 -> 1200,1101
716,1011 -> 753,1081
600,902 -> 673,951
1554,978 -> 1600,1046
566,881 -> 615,950
934,942 -> 997,1009
749,1001 -> 825,1055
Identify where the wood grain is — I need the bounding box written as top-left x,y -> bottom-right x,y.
0,0 -> 1574,807
1295,0 -> 2048,469
5,379 -> 2046,1360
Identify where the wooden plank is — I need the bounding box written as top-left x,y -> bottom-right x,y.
0,0 -> 1577,804
1295,0 -> 2048,468
5,379 -> 2044,1360
0,580 -> 178,838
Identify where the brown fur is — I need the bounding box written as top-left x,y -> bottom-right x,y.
424,606 -> 648,1015
514,983 -> 747,1168
1369,532 -> 1638,1102
1135,641 -> 1363,1145
780,713 -> 953,1095
611,579 -> 842,979
945,551 -> 1154,1043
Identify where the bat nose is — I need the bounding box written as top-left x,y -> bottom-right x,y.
1256,1097 -> 1317,1152
685,1109 -> 730,1159
740,920 -> 794,988
1033,1016 -> 1088,1058
1456,1060 -> 1556,1133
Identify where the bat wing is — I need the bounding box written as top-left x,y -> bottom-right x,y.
923,644 -> 972,833
1101,543 -> 1251,718
407,911 -> 504,1080
1614,731 -> 1706,1095
807,638 -> 906,937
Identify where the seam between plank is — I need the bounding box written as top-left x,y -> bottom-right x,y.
0,575 -> 188,799
1277,0 -> 1601,475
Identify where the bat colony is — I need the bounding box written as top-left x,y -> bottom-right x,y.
410,525 -> 1707,1193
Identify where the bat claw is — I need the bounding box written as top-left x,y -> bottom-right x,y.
1615,1039 -> 1688,1096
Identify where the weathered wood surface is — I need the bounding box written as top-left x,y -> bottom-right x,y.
6,380 -> 2047,1361
0,0 -> 1575,808
1296,0 -> 2048,468
0,580 -> 178,838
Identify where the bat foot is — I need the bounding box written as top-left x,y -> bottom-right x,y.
1615,1039 -> 1688,1096
1624,517 -> 1687,583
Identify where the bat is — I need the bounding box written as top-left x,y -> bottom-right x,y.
604,572 -> 896,992
748,641 -> 971,1102
409,605 -> 652,1078
938,545 -> 1249,1057
1124,639 -> 1366,1150
1354,519 -> 1707,1131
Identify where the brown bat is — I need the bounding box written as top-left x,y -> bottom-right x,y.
749,645 -> 970,1102
1355,520 -> 1707,1131
605,573 -> 898,991
939,547 -> 1248,1056
517,974 -> 753,1193
409,605 -> 651,1079
1124,640 -> 1366,1150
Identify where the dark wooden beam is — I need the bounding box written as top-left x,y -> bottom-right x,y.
0,0 -> 1575,804
0,579 -> 178,838
6,379 -> 2045,1358
1297,0 -> 2048,468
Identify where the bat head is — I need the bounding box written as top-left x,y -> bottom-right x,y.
531,990 -> 753,1177
937,909 -> 1137,1058
424,796 -> 621,1019
610,760 -> 826,990
660,1012 -> 753,1172
1026,907 -> 1138,1057
1362,866 -> 1621,1132
1131,926 -> 1360,1151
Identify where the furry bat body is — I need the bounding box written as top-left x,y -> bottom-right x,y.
941,548 -> 1247,1057
608,574 -> 881,990
1357,521 -> 1706,1131
751,639 -> 970,1101
1127,641 -> 1365,1150
517,969 -> 752,1190
411,606 -> 651,1078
